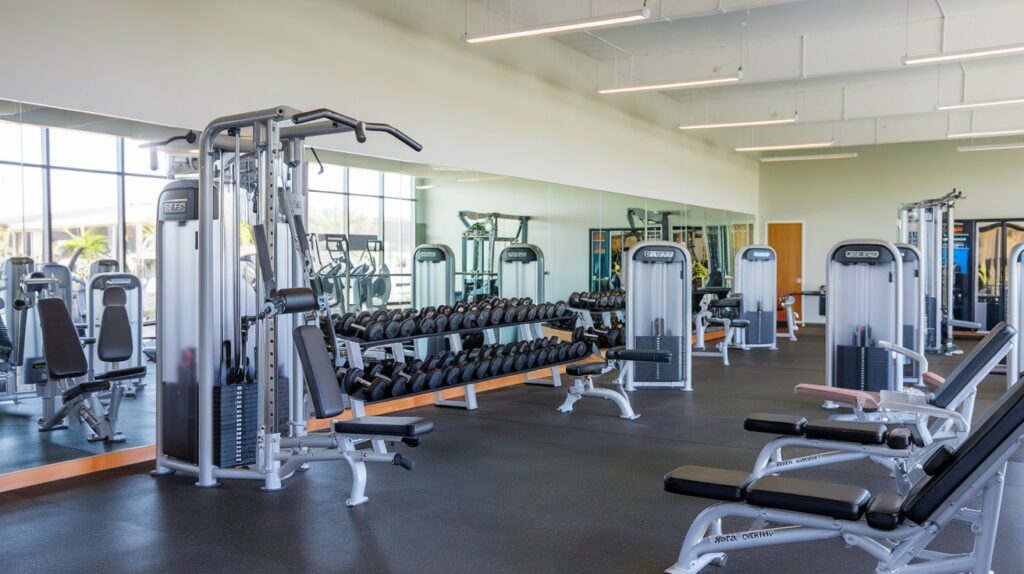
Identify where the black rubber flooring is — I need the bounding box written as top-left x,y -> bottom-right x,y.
1,326 -> 1021,573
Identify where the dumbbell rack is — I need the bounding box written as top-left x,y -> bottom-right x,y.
336,311 -> 579,412
571,306 -> 625,332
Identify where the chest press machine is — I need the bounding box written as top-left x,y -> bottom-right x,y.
153,106 -> 433,505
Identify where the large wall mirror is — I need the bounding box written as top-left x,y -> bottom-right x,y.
0,100 -> 754,478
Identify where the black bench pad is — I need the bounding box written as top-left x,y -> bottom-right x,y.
664,465 -> 750,501
746,475 -> 872,520
866,492 -> 904,531
61,381 -> 111,402
95,365 -> 148,381
804,419 -> 888,445
730,319 -> 751,328
745,413 -> 807,435
567,363 -> 605,376
334,416 -> 434,438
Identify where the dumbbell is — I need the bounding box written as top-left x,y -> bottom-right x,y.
570,340 -> 589,359
337,367 -> 391,402
384,315 -> 418,339
409,369 -> 443,393
338,312 -> 385,341
441,365 -> 461,387
417,313 -> 437,335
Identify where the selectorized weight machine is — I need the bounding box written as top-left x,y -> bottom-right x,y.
623,241 -> 692,391
153,105 -> 429,502
733,245 -> 778,349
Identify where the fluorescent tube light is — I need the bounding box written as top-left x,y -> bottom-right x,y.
735,141 -> 834,152
957,142 -> 1024,152
904,43 -> 1024,65
599,73 -> 741,95
464,8 -> 650,44
415,185 -> 436,190
936,97 -> 1024,111
946,128 -> 1024,139
760,152 -> 858,162
680,115 -> 796,130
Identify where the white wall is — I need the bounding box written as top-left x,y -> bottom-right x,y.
0,0 -> 758,214
759,141 -> 1024,322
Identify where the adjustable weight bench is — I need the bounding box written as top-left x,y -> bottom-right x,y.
87,286 -> 148,398
293,324 -> 433,507
743,323 -> 1016,493
661,372 -> 1024,574
36,297 -> 130,442
557,346 -> 672,419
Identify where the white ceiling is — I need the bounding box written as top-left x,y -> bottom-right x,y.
465,0 -> 1024,150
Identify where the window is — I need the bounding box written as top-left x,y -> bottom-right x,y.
48,127 -> 118,171
125,176 -> 166,321
0,165 -> 45,261
307,162 -> 416,307
49,170 -> 118,277
0,119 -> 43,164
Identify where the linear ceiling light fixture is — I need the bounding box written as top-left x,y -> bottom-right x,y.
936,96 -> 1024,111
957,142 -> 1024,152
760,152 -> 858,162
599,71 -> 742,95
680,114 -> 797,130
904,43 -> 1024,65
463,7 -> 650,44
735,140 -> 834,152
946,128 -> 1024,139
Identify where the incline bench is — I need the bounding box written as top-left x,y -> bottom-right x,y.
293,325 -> 433,506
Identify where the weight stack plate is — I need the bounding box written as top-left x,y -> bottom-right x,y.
633,336 -> 684,382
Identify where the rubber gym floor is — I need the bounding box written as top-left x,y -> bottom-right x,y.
2,326 -> 1021,573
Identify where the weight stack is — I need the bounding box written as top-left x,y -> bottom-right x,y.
214,383 -> 258,468
924,296 -> 937,349
743,310 -> 776,346
634,336 -> 684,383
835,345 -> 891,392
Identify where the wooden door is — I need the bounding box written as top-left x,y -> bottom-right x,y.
768,222 -> 803,321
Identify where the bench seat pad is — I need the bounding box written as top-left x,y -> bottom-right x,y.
62,381 -> 111,402
664,465 -> 750,501
803,419 -> 888,445
746,475 -> 872,521
567,363 -> 605,376
95,365 -> 148,381
744,413 -> 807,435
334,416 -> 433,438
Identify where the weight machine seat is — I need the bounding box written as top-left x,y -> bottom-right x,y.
793,384 -> 881,409
334,416 -> 434,438
606,347 -> 672,363
567,363 -> 606,376
922,372 -> 945,391
98,286 -> 133,363
664,465 -> 750,501
61,380 -> 111,403
744,413 -> 807,435
37,298 -> 90,379
95,365 -> 148,381
746,475 -> 872,521
709,297 -> 742,308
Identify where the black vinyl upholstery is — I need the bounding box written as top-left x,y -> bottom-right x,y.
567,363 -> 605,376
903,374 -> 1024,524
292,325 -> 345,419
61,380 -> 110,402
95,365 -> 148,381
334,416 -> 434,437
605,347 -> 672,363
664,465 -> 749,501
803,420 -> 888,445
746,475 -> 872,521
930,323 -> 1014,409
37,298 -> 89,379
865,492 -> 903,531
98,287 -> 133,363
744,413 -> 807,435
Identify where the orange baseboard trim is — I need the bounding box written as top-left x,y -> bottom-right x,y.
0,445 -> 156,494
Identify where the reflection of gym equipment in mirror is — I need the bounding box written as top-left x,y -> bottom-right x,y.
310,233 -> 352,315
351,238 -> 391,311
898,190 -> 981,354
951,218 -> 1024,333
1,257 -> 145,443
458,211 -> 528,301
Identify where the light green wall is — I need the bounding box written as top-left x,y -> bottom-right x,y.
759,140 -> 1024,322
